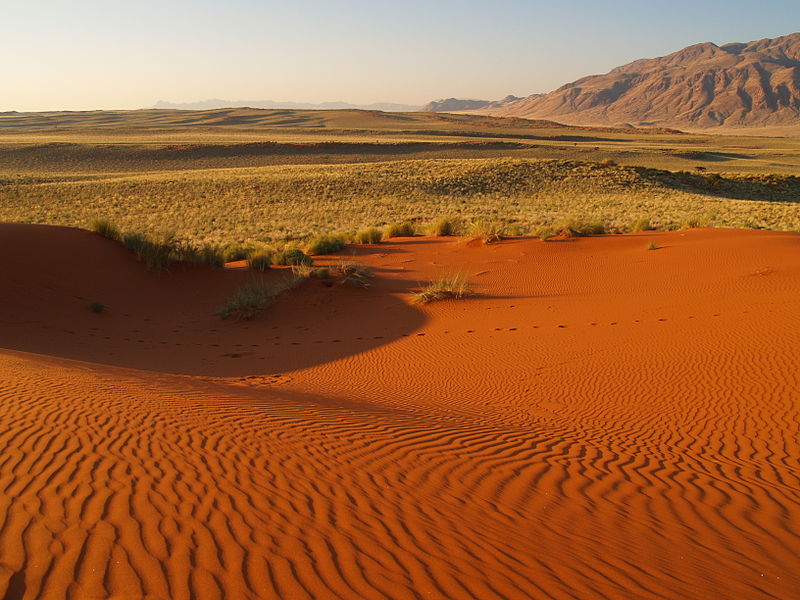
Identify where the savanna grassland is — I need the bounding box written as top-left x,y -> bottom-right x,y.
0,108 -> 798,244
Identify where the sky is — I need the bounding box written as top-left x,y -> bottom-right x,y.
3,0 -> 799,111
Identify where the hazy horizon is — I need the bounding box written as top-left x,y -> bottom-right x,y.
3,0 -> 800,112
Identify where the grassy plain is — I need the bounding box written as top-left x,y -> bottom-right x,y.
0,108 -> 798,244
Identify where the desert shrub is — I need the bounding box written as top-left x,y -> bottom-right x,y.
272,248 -> 313,266
630,218 -> 653,232
249,251 -> 273,271
469,219 -> 506,244
413,271 -> 473,304
383,221 -> 416,239
306,234 -> 346,255
646,241 -> 658,250
122,231 -> 178,271
90,218 -> 120,240
335,261 -> 374,287
599,158 -> 618,167
427,217 -> 457,236
89,301 -> 106,313
354,227 -> 383,244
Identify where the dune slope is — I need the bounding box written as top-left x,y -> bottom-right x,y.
0,225 -> 798,600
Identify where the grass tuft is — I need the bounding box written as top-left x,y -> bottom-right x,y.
383,221 -> 416,239
413,271 -> 473,304
306,234 -> 346,255
335,261 -> 374,287
427,218 -> 457,237
271,248 -> 313,266
646,241 -> 659,250
354,227 -> 383,244
90,218 -> 120,241
248,251 -> 273,271
122,231 -> 178,272
89,301 -> 107,313
469,219 -> 505,244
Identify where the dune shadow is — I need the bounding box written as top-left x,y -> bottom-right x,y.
0,224 -> 427,378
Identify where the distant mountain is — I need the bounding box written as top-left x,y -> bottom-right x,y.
152,99 -> 420,112
476,33 -> 800,129
420,95 -> 527,113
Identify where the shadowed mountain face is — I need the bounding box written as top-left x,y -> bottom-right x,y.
480,33 -> 800,129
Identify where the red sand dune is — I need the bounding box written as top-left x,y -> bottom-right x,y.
0,224 -> 798,600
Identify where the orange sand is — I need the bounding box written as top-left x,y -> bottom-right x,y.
0,224 -> 798,599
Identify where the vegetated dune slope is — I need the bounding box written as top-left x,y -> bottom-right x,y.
0,224 -> 798,600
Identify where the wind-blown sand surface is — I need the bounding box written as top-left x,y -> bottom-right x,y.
0,224 -> 798,600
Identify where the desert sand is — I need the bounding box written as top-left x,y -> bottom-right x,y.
0,223 -> 798,599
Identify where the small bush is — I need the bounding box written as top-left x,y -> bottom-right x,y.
413,271 -> 473,304
89,301 -> 106,313
272,248 -> 313,266
354,227 -> 383,244
681,217 -> 704,229
306,234 -> 346,255
383,221 -> 416,239
599,158 -> 618,167
469,219 -> 505,244
249,251 -> 273,271
90,218 -> 120,240
646,241 -> 658,250
428,218 -> 456,237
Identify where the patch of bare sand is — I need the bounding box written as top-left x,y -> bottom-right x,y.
0,224 -> 798,599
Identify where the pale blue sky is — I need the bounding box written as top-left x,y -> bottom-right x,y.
3,0 -> 799,111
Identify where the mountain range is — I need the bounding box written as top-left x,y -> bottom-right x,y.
429,33 -> 800,130
153,99 -> 420,112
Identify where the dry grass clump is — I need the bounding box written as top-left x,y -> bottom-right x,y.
427,218 -> 458,236
122,231 -> 179,272
646,241 -> 659,250
90,218 -> 120,241
306,234 -> 346,255
557,219 -> 606,237
630,218 -> 653,232
215,271 -> 309,322
271,248 -> 313,266
354,227 -> 383,244
248,251 -> 273,271
469,219 -> 506,244
334,261 -> 374,287
413,271 -> 473,304
383,221 -> 416,239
